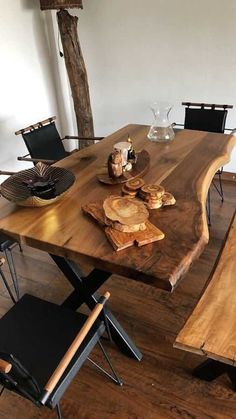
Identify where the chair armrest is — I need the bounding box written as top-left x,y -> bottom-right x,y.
40,291 -> 110,404
225,128 -> 236,133
0,170 -> 17,176
63,136 -> 104,141
19,153 -> 30,158
70,148 -> 79,154
0,359 -> 12,374
18,156 -> 55,165
172,123 -> 184,128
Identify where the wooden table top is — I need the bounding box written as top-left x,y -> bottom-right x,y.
0,125 -> 235,292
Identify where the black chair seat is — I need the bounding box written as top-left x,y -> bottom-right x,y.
0,294 -> 105,406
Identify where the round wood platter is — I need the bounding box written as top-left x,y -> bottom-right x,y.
97,150 -> 150,185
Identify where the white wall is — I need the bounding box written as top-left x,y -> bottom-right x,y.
0,0 -> 60,174
1,1 -> 236,173
72,0 -> 236,172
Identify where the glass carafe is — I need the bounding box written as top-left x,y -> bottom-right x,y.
147,102 -> 175,142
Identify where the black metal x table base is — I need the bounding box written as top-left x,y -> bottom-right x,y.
50,254 -> 142,361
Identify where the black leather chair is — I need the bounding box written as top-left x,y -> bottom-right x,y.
16,116 -> 103,165
177,102 -> 234,224
0,290 -> 122,419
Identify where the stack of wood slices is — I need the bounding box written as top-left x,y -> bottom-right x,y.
122,178 -> 145,198
103,196 -> 149,232
122,178 -> 176,209
83,178 -> 175,251
83,195 -> 165,251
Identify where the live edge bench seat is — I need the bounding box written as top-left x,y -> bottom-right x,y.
174,211 -> 236,386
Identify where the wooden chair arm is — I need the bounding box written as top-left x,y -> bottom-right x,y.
173,124 -> 235,132
225,128 -> 236,133
172,123 -> 184,128
70,148 -> 79,154
41,291 -> 110,403
17,156 -> 55,165
0,170 -> 17,176
0,359 -> 12,374
63,136 -> 104,141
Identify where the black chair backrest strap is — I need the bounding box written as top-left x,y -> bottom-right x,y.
184,107 -> 228,133
22,122 -> 67,161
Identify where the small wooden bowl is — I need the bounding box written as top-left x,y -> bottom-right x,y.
1,163 -> 75,207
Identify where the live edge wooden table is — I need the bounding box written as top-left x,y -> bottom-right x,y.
0,125 -> 235,361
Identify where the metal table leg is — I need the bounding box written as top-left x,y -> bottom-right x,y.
50,254 -> 142,361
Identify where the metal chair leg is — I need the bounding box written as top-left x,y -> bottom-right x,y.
87,339 -> 123,386
212,168 -> 224,202
55,403 -> 62,419
4,248 -> 20,300
218,170 -> 224,202
0,269 -> 16,304
206,189 -> 211,227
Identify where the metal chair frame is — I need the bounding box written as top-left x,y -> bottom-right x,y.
0,292 -> 122,419
0,241 -> 21,302
15,116 -> 103,165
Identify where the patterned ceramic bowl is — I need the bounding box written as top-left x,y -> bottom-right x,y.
1,162 -> 75,207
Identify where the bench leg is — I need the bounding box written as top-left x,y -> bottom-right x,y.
193,360 -> 236,391
193,359 -> 226,381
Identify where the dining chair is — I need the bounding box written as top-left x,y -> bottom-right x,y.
177,102 -> 234,224
16,116 -> 104,165
0,289 -> 122,419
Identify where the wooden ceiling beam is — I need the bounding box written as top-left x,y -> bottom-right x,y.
40,0 -> 83,10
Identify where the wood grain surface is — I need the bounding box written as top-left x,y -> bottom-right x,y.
103,196 -> 149,226
0,183 -> 235,419
0,124 -> 235,291
174,211 -> 236,366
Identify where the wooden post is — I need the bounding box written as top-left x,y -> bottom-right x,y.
57,9 -> 94,148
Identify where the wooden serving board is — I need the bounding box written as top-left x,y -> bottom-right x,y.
82,201 -> 165,251
97,150 -> 150,185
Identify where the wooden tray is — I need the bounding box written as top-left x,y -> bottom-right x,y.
82,201 -> 165,251
97,150 -> 150,185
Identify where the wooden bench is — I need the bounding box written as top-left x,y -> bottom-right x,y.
174,211 -> 236,389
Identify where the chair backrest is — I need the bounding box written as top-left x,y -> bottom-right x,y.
22,122 -> 67,161
183,102 -> 232,133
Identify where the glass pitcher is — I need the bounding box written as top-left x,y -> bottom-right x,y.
147,102 -> 175,142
